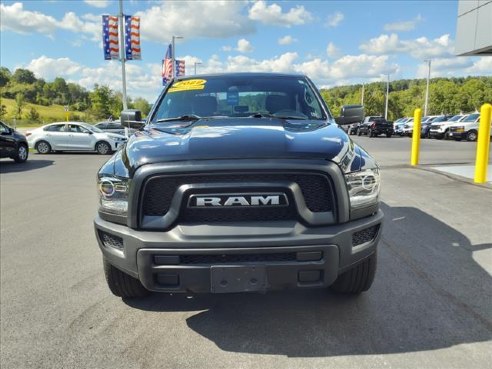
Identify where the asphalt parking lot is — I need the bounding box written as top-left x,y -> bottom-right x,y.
1,136 -> 491,369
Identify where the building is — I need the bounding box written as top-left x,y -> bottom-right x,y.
455,0 -> 492,56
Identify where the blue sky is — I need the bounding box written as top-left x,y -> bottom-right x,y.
1,0 -> 490,102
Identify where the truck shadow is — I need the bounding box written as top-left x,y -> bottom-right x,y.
124,202 -> 492,357
0,159 -> 54,173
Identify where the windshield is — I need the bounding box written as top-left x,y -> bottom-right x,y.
151,75 -> 328,123
448,115 -> 463,122
81,123 -> 103,133
463,113 -> 479,122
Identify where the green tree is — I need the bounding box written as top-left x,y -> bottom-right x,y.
132,97 -> 151,116
89,84 -> 112,119
26,107 -> 40,122
0,104 -> 7,118
12,68 -> 36,84
14,93 -> 25,119
0,67 -> 11,88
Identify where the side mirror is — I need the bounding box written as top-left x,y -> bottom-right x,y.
335,105 -> 364,125
120,109 -> 145,129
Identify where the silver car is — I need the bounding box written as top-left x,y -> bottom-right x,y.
27,122 -> 127,155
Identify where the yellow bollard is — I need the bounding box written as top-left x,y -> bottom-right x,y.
411,108 -> 422,166
474,103 -> 492,183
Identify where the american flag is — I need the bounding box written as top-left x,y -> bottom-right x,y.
162,44 -> 173,85
102,15 -> 119,60
175,60 -> 185,77
124,15 -> 141,60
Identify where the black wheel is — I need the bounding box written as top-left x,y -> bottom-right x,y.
96,141 -> 111,155
35,140 -> 51,154
466,130 -> 478,142
443,130 -> 450,140
103,259 -> 149,298
357,130 -> 362,136
14,144 -> 28,163
386,133 -> 392,138
369,130 -> 374,138
330,252 -> 377,294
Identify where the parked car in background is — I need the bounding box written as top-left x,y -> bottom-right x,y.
95,121 -> 137,136
358,117 -> 393,137
0,121 -> 28,163
429,114 -> 466,139
27,122 -> 127,155
448,113 -> 482,141
421,115 -> 453,138
401,118 -> 414,136
348,122 -> 360,135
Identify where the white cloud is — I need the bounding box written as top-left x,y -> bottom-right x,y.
221,46 -> 233,52
360,33 -> 454,59
84,0 -> 110,8
25,56 -> 83,80
278,35 -> 297,45
325,11 -> 344,27
0,2 -> 57,35
236,39 -> 253,53
466,57 -> 492,75
326,42 -> 340,58
59,12 -> 101,42
136,1 -> 255,42
248,0 -> 313,27
384,14 -> 423,32
415,57 -> 492,78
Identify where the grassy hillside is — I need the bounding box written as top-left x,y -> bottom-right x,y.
0,98 -> 90,127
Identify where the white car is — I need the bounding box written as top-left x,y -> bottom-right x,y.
429,114 -> 467,139
27,122 -> 127,155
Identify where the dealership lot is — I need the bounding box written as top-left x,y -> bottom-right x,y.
1,136 -> 491,369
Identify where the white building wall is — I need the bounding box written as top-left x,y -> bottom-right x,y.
455,0 -> 492,55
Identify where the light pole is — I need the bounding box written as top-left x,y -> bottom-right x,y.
118,0 -> 127,109
424,59 -> 431,116
194,62 -> 202,75
361,83 -> 365,105
384,74 -> 390,120
172,35 -> 183,78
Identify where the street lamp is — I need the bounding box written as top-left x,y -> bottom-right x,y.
424,59 -> 432,116
194,62 -> 202,75
172,35 -> 184,78
384,74 -> 390,120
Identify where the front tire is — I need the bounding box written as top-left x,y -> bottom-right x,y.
96,141 -> 111,155
466,130 -> 478,142
386,133 -> 392,138
14,144 -> 28,163
330,252 -> 377,294
103,259 -> 149,298
35,140 -> 51,154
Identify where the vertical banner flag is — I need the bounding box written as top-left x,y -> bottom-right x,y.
124,16 -> 141,60
162,44 -> 173,85
102,15 -> 119,60
176,60 -> 186,77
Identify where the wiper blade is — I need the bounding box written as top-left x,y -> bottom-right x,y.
249,113 -> 308,120
155,114 -> 202,123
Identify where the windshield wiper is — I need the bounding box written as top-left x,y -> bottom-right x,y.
249,113 -> 308,120
155,114 -> 202,123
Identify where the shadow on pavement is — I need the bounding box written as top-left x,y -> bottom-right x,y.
0,159 -> 54,173
125,202 -> 492,357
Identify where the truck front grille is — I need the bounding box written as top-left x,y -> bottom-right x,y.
141,172 -> 333,218
352,225 -> 380,246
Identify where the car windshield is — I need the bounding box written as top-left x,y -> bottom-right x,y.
150,75 -> 328,123
81,123 -> 103,133
448,115 -> 463,122
463,113 -> 479,122
431,116 -> 447,122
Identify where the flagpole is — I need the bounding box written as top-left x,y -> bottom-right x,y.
172,35 -> 183,79
119,0 -> 128,110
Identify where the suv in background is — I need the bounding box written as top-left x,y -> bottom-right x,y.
448,113 -> 482,141
429,114 -> 465,139
0,121 -> 28,163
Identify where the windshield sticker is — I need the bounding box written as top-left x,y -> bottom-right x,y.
168,79 -> 207,93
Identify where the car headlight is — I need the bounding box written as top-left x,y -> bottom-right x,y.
345,169 -> 380,211
98,176 -> 129,215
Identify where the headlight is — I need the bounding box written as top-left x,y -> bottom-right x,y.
98,176 -> 129,215
345,169 -> 380,210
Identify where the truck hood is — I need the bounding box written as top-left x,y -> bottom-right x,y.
101,118 -> 373,176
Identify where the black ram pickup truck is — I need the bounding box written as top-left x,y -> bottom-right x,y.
94,73 -> 383,298
358,117 -> 393,137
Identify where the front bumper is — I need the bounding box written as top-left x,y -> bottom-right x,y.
429,130 -> 445,138
448,131 -> 465,139
94,210 -> 383,293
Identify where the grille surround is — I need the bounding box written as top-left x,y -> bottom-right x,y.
141,172 -> 334,219
352,225 -> 380,246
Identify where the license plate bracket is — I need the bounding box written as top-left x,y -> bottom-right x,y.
210,265 -> 267,293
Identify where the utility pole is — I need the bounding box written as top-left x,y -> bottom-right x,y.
361,83 -> 365,105
194,62 -> 202,75
172,35 -> 183,78
118,0 -> 127,109
424,59 -> 431,116
384,74 -> 390,120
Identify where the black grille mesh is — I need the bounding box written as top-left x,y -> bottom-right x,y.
352,225 -> 380,246
179,252 -> 297,264
98,231 -> 124,249
141,172 -> 333,217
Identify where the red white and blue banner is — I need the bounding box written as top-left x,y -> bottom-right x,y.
162,44 -> 186,85
102,15 -> 119,60
124,15 -> 141,60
